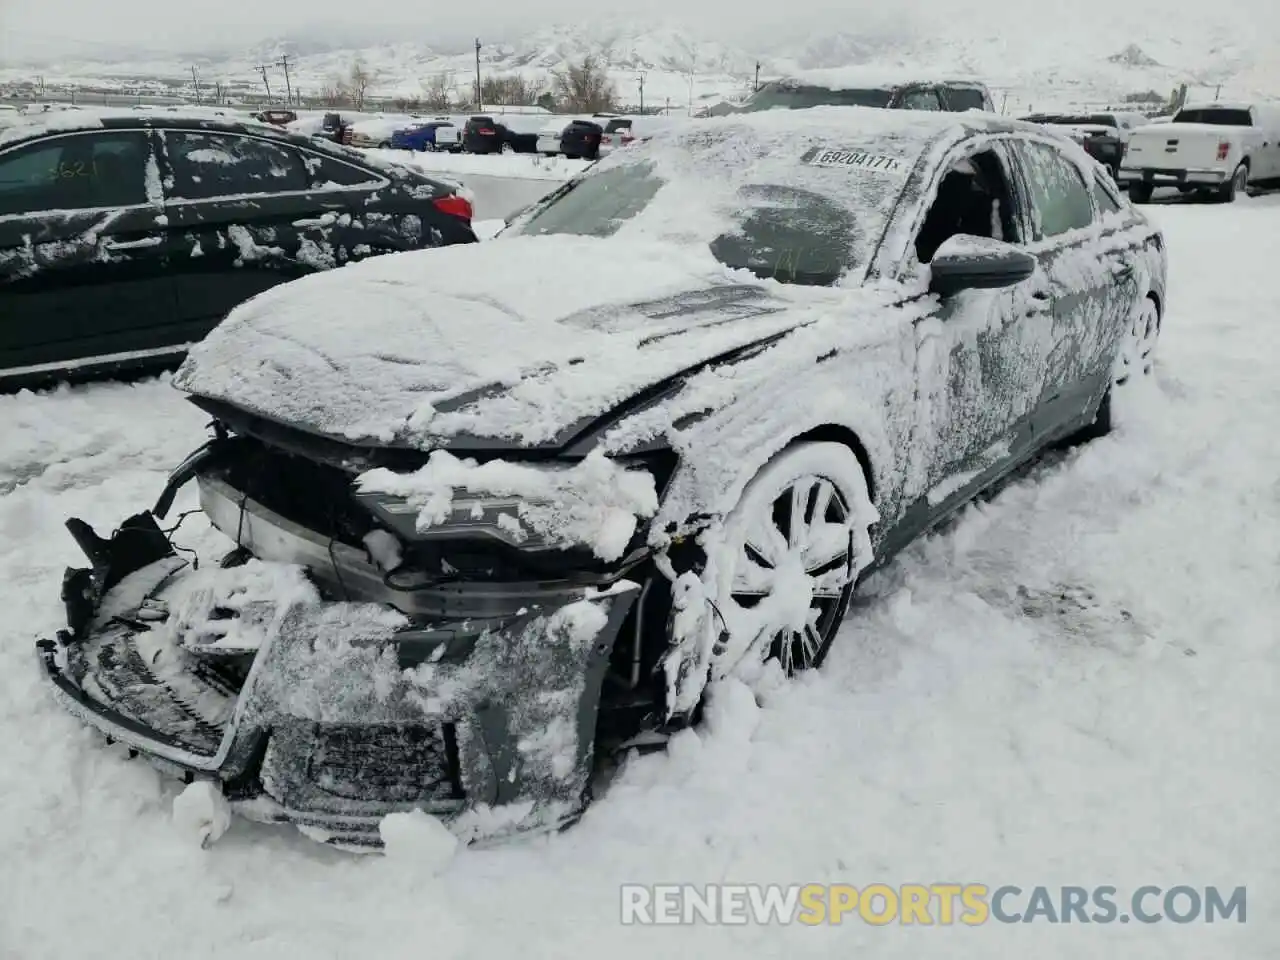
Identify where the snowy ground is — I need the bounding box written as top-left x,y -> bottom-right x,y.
1,195 -> 1277,958
365,148 -> 576,222
366,148 -> 589,183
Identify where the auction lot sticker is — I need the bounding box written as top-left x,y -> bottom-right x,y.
806,148 -> 907,175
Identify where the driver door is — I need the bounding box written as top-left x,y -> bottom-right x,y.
905,140 -> 1055,513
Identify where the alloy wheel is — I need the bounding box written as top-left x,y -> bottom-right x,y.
718,469 -> 861,674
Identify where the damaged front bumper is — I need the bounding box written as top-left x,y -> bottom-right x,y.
38,464 -> 641,849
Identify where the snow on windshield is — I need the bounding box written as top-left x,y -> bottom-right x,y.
508,109 -> 949,286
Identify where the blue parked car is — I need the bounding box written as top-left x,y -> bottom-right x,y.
391,120 -> 463,152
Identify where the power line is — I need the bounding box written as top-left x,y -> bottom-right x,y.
256,64 -> 272,102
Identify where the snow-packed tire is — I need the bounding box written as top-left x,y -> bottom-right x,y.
1129,182 -> 1153,203
682,441 -> 877,681
1217,163 -> 1248,203
1080,295 -> 1161,439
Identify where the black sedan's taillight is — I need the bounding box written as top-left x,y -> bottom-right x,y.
433,194 -> 473,221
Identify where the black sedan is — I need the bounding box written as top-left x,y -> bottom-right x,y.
39,108 -> 1166,848
0,109 -> 476,389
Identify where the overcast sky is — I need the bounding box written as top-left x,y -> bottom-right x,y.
1,0 -> 927,60
2,0 -> 1275,62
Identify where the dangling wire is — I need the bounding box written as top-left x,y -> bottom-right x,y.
159,507 -> 201,569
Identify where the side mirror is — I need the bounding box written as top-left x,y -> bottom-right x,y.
928,235 -> 1036,297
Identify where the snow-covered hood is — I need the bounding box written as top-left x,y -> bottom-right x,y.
173,235 -> 817,451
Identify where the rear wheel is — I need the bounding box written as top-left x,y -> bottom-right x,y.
1079,295 -> 1161,439
1128,182 -> 1153,203
1217,163 -> 1248,203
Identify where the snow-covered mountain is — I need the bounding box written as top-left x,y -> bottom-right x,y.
3,11 -> 1278,112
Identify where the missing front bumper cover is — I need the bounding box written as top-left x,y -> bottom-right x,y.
39,493 -> 641,847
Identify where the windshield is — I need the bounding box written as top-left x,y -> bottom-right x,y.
742,82 -> 893,111
510,161 -> 859,286
1173,108 -> 1252,126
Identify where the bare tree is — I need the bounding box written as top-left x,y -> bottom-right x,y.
321,80 -> 350,108
346,59 -> 374,111
421,72 -> 455,112
481,72 -> 543,107
551,56 -> 617,113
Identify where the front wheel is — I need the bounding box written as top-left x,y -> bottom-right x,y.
499,142 -> 514,155
674,442 -> 877,684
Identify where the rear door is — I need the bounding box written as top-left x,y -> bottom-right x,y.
0,128 -> 180,380
157,128 -> 322,336
1007,137 -> 1130,435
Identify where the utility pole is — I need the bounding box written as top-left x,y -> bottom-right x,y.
474,38 -> 482,110
637,73 -> 645,115
754,61 -> 760,92
190,65 -> 201,105
276,54 -> 294,106
257,64 -> 272,103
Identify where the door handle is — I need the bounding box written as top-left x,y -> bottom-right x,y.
102,237 -> 162,251
1027,290 -> 1052,313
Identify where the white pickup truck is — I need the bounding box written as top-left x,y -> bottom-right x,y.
1118,101 -> 1280,202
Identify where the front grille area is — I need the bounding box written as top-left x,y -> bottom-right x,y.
307,722 -> 464,804
216,439 -> 373,547
206,432 -> 679,584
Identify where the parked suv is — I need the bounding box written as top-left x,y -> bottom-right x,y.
741,70 -> 994,113
463,116 -> 540,154
559,119 -> 605,159
0,110 -> 477,388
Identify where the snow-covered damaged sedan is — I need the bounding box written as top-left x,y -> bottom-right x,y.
39,107 -> 1167,848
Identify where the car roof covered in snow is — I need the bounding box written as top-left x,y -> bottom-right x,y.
770,66 -> 990,91
0,105 -> 276,149
0,105 -> 468,187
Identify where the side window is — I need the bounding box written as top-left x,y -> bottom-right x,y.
914,147 -> 1022,263
942,86 -> 989,112
1092,175 -> 1122,215
1015,140 -> 1094,238
0,131 -> 149,217
902,88 -> 943,111
163,131 -> 308,201
299,151 -> 381,188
